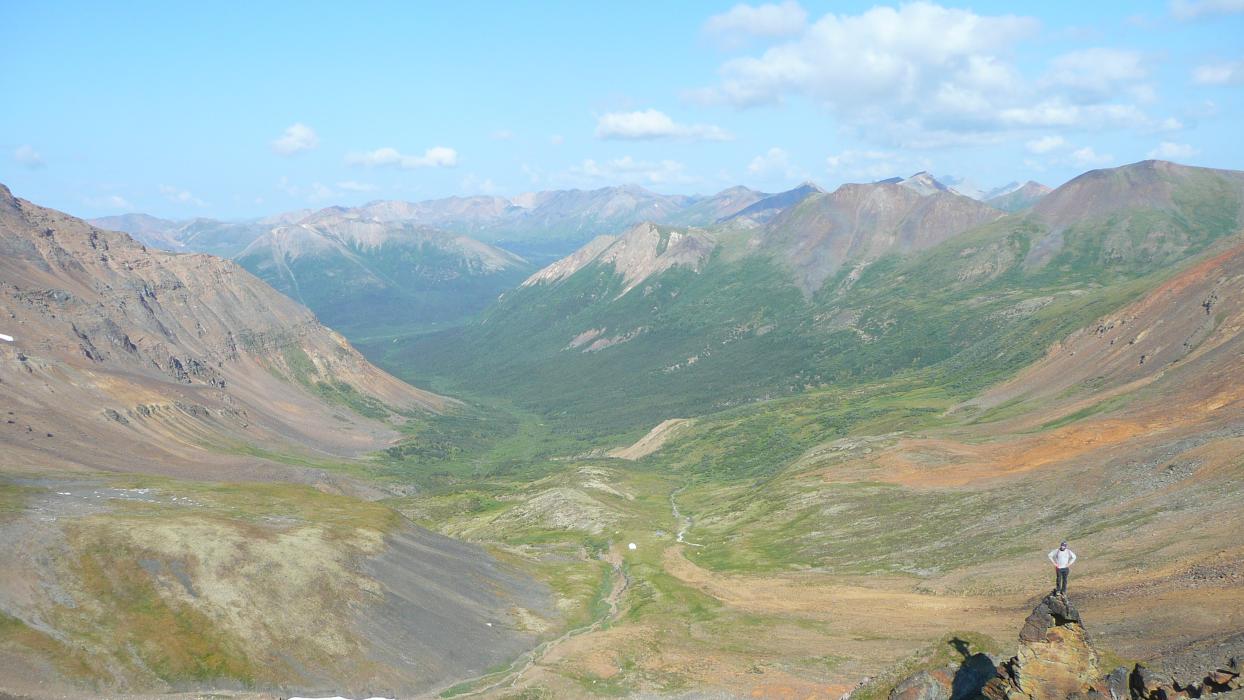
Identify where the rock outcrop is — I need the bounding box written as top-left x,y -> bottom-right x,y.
984,594 -> 1101,700
964,593 -> 1243,700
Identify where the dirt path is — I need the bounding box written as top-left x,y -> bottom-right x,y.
432,547 -> 631,698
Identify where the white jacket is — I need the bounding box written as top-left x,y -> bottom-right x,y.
1049,547 -> 1077,568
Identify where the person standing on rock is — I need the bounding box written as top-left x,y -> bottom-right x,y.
1048,540 -> 1077,595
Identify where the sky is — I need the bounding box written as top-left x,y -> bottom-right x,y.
2,0 -> 1243,219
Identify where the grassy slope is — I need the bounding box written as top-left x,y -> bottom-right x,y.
238,239 -> 533,339
375,170 -> 1241,441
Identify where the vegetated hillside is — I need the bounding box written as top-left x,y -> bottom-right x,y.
359,229 -> 1244,698
375,161 -> 1244,439
0,184 -> 559,697
235,208 -> 533,338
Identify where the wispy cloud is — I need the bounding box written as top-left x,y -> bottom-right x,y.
336,180 -> 377,192
747,147 -> 805,180
1041,48 -> 1148,99
346,146 -> 459,168
825,149 -> 932,182
490,129 -> 514,141
1192,60 -> 1244,85
595,109 -> 732,141
1025,135 -> 1068,154
1070,146 -> 1114,167
309,182 -> 335,201
704,1 -> 808,47
158,184 -> 206,207
461,174 -> 499,194
84,194 -> 132,210
1170,0 -> 1244,20
13,145 -> 44,169
271,123 -> 319,156
1146,141 -> 1199,160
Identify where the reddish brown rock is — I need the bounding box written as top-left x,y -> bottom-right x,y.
987,594 -> 1102,700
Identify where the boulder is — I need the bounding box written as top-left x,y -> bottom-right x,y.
1105,667 -> 1130,700
890,670 -> 951,700
1133,664 -> 1168,699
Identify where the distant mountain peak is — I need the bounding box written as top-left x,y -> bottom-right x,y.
986,181 -> 1052,212
898,172 -> 952,196
719,182 -> 826,226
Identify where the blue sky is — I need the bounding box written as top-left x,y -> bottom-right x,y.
3,1 -> 1243,219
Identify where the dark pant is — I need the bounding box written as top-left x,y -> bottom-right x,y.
1055,567 -> 1069,593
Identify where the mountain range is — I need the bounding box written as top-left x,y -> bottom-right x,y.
90,175 -> 1051,341
8,159 -> 1244,698
385,160 -> 1244,434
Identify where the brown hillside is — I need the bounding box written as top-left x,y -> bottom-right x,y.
0,183 -> 448,482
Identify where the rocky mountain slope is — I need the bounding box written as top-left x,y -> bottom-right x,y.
1,183 -> 445,476
388,161 -> 1242,436
235,208 -> 533,337
758,177 -> 1004,291
0,184 -> 560,697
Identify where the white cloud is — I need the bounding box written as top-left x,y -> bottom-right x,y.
1170,0 -> 1244,19
699,4 -> 1038,110
1026,135 -> 1068,154
346,146 -> 459,169
549,134 -> 565,146
1147,141 -> 1199,160
336,180 -> 376,192
704,1 -> 808,47
271,123 -> 319,156
694,3 -> 1170,147
158,184 -> 206,207
13,145 -> 44,169
490,129 -> 514,141
1193,60 -> 1244,85
1070,147 -> 1113,167
571,156 -> 695,185
595,109 -> 732,141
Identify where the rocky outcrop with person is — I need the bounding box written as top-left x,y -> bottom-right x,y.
888,594 -> 1244,700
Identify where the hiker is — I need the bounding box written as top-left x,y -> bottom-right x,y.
1048,540 -> 1077,595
